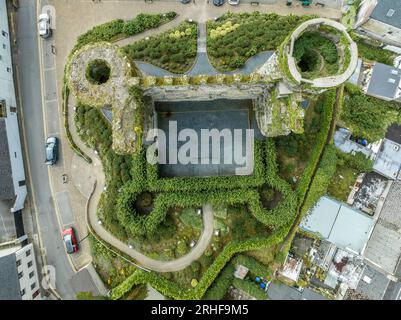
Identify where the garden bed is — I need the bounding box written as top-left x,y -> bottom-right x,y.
207,12 -> 311,72
123,22 -> 198,74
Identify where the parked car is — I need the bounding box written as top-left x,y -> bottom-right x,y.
38,13 -> 51,39
228,0 -> 239,5
213,0 -> 224,6
180,0 -> 191,3
62,228 -> 79,254
45,136 -> 58,166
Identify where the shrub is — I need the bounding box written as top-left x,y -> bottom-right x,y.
72,12 -> 177,54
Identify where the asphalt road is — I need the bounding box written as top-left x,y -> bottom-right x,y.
15,0 -> 96,300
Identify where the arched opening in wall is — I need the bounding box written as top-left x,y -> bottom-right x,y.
86,59 -> 111,85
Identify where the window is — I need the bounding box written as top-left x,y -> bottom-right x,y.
32,289 -> 40,299
29,271 -> 35,279
16,260 -> 21,267
3,43 -> 6,49
30,282 -> 36,290
21,289 -> 25,296
6,67 -> 11,73
10,106 -> 17,113
19,180 -> 26,187
26,249 -> 31,257
0,100 -> 6,118
18,272 -> 23,279
2,30 -> 7,37
27,261 -> 33,268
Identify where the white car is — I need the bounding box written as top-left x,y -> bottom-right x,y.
38,13 -> 51,38
228,0 -> 239,5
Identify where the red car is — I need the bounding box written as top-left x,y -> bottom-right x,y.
62,228 -> 79,254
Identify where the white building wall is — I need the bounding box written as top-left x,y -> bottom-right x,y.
0,0 -> 27,212
15,244 -> 41,300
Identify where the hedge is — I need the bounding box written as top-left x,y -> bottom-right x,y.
300,145 -> 338,216
111,226 -> 289,300
203,263 -> 235,300
232,255 -> 272,279
146,140 -> 266,193
62,82 -> 92,164
232,278 -> 268,300
116,140 -> 297,238
296,90 -> 336,204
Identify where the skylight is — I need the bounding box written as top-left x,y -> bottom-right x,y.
386,9 -> 395,17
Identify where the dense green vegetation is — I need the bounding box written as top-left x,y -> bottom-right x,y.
75,104 -> 133,239
352,34 -> 397,65
123,22 -> 198,73
294,31 -> 339,79
207,12 -> 311,71
328,150 -> 373,201
276,93 -> 332,184
341,84 -> 401,142
72,12 -> 177,54
67,10 -> 342,299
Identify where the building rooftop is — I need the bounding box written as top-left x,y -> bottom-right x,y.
366,62 -> 401,100
371,0 -> 401,31
326,248 -> 365,290
0,120 -> 15,200
267,283 -> 328,300
353,172 -> 388,216
300,197 -> 375,255
280,255 -> 303,283
364,180 -> 401,274
355,265 -> 390,300
0,251 -> 22,300
334,128 -> 375,159
373,138 -> 401,180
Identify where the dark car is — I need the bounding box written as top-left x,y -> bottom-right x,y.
180,0 -> 191,3
213,0 -> 224,6
45,136 -> 58,165
62,228 -> 79,254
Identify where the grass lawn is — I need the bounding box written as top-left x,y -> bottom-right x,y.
327,165 -> 358,202
179,207 -> 203,231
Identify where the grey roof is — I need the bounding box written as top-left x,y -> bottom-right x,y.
364,180 -> 401,274
356,265 -> 390,300
0,120 -> 15,200
0,253 -> 22,300
367,62 -> 401,100
334,128 -> 374,159
373,139 -> 401,180
267,283 -> 328,300
300,196 -> 375,255
371,0 -> 401,30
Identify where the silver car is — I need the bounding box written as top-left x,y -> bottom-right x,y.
38,13 -> 51,38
